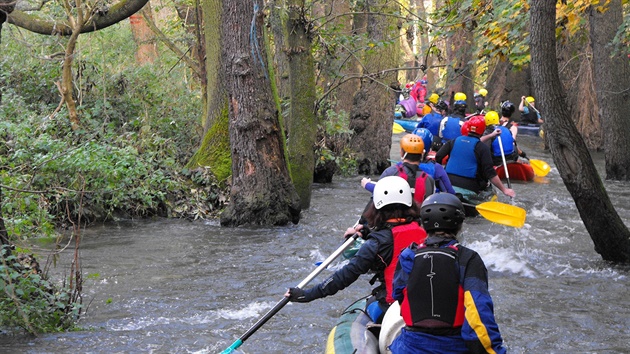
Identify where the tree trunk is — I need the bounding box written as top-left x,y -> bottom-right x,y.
286,1 -> 317,209
219,0 -> 301,226
129,4 -> 157,65
186,0 -> 231,183
349,0 -> 399,175
268,0 -> 291,130
529,0 -> 630,262
444,26 -> 474,109
589,0 -> 630,180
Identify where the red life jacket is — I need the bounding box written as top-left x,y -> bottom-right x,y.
399,243 -> 465,328
396,162 -> 431,203
383,222 -> 427,304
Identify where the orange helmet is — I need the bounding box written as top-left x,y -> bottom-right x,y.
400,134 -> 425,154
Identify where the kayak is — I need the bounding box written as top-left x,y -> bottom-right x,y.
517,124 -> 541,137
325,297 -> 404,354
495,161 -> 535,182
453,186 -> 497,218
393,119 -> 419,133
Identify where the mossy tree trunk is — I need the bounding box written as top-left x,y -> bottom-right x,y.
285,2 -> 317,209
530,0 -> 630,262
349,0 -> 400,176
186,0 -> 231,182
219,0 -> 301,226
589,0 -> 630,180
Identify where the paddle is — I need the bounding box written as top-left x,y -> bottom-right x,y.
496,135 -> 512,189
393,122 -> 405,134
529,159 -> 551,177
474,201 -> 526,228
219,233 -> 361,354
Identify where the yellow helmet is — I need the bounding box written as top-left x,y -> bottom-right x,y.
454,92 -> 467,102
526,96 -> 535,103
479,88 -> 488,97
484,111 -> 500,126
427,93 -> 440,105
400,134 -> 425,154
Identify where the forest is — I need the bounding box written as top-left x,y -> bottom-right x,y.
1,0 -> 630,333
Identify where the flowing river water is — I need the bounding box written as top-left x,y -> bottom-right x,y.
1,134 -> 630,353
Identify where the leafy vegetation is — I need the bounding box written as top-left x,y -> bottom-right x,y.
1,23 -> 227,240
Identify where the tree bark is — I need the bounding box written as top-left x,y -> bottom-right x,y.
349,0 -> 399,175
444,25 -> 474,109
219,0 -> 301,226
130,4 -> 157,64
530,0 -> 630,262
8,0 -> 150,35
589,0 -> 630,180
286,2 -> 317,209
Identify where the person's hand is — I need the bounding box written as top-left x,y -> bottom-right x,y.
361,177 -> 371,188
503,188 -> 516,198
492,129 -> 501,137
521,96 -> 526,101
344,224 -> 363,239
285,287 -> 310,303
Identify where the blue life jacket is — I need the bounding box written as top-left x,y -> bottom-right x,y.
445,136 -> 479,179
419,112 -> 443,137
441,117 -> 462,142
491,126 -> 515,157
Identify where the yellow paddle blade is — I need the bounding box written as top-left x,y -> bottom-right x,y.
529,159 -> 551,177
475,201 -> 526,228
393,122 -> 405,134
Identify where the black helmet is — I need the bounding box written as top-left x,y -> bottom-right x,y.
501,101 -> 515,118
420,193 -> 466,232
435,100 -> 448,111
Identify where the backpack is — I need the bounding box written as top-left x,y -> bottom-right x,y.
400,242 -> 465,328
395,162 -> 434,202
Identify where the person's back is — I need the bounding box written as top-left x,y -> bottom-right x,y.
390,193 -> 506,354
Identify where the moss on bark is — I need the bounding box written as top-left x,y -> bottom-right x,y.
185,104 -> 231,182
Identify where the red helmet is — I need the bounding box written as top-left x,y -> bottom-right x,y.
467,116 -> 486,135
461,120 -> 471,136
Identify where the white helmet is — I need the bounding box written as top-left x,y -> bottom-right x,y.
373,176 -> 412,209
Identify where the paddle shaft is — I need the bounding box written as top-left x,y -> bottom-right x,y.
496,135 -> 512,188
220,233 -> 361,354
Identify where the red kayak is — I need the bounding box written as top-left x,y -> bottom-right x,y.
495,161 -> 535,182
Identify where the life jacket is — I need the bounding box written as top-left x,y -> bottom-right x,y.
445,135 -> 480,179
520,108 -> 539,125
399,242 -> 465,329
420,112 -> 443,137
441,116 -> 462,142
491,126 -> 515,157
383,222 -> 426,304
396,162 -> 433,203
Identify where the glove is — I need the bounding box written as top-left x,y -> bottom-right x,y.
287,287 -> 311,303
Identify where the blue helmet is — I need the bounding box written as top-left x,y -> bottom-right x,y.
412,127 -> 433,152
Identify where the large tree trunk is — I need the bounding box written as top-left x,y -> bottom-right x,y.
129,4 -> 157,64
186,0 -> 230,182
444,26 -> 474,109
589,0 -> 630,180
219,0 -> 301,226
286,1 -> 317,209
349,0 -> 399,175
530,0 -> 630,262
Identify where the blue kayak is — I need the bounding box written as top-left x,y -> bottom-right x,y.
394,119 -> 420,133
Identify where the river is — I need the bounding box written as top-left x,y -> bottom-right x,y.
1,134 -> 629,353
